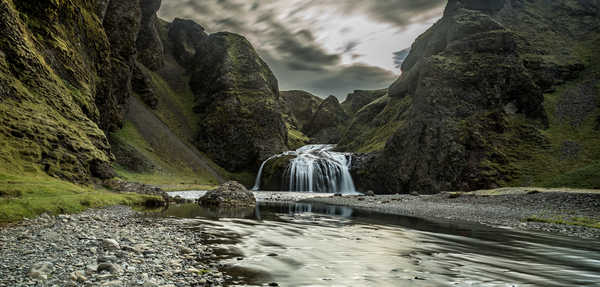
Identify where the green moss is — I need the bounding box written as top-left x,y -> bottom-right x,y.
508,79 -> 600,188
525,216 -> 600,229
138,65 -> 199,141
111,121 -> 220,189
287,123 -> 309,150
339,96 -> 411,153
0,173 -> 160,223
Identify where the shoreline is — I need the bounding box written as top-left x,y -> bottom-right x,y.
0,206 -> 226,287
299,188 -> 600,240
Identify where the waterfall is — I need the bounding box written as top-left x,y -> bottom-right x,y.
253,145 -> 357,194
251,153 -> 286,191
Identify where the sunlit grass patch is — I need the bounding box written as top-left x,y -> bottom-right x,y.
525,215 -> 600,229
0,173 -> 161,223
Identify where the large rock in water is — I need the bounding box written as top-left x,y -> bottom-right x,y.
199,181 -> 256,207
189,32 -> 288,171
346,0 -> 600,193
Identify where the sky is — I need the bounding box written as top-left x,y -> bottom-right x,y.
158,0 -> 446,100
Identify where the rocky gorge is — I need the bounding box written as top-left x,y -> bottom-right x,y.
0,0 -> 599,285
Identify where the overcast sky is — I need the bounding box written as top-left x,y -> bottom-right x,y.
159,0 -> 446,100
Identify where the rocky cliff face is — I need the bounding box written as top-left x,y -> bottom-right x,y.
0,0 -> 116,181
348,0 -> 600,193
341,89 -> 387,116
280,90 -> 323,131
0,0 -> 283,185
189,32 -> 288,171
303,96 -> 350,144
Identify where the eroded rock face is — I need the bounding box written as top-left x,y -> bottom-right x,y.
0,0 -> 116,181
303,96 -> 349,144
356,0 -> 600,193
137,0 -> 164,71
167,18 -> 208,69
341,89 -> 387,115
190,32 -> 288,171
198,181 -> 256,207
280,90 -> 323,131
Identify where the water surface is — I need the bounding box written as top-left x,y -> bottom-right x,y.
154,201 -> 600,286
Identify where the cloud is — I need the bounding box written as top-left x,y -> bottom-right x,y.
393,48 -> 411,69
310,64 -> 397,98
158,0 -> 444,99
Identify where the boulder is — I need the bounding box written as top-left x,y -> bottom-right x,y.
198,181 -> 256,207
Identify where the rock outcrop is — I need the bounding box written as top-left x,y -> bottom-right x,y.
345,0 -> 600,193
0,0 -> 287,185
136,0 -> 164,71
0,0 -> 115,181
189,32 -> 288,171
341,89 -> 387,115
198,181 -> 256,207
303,96 -> 349,144
167,18 -> 207,69
280,90 -> 323,131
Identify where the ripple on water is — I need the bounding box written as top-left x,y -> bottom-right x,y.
150,202 -> 600,287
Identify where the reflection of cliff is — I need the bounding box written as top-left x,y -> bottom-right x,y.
162,204 -> 257,220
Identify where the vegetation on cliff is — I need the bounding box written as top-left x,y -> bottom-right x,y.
344,0 -> 600,194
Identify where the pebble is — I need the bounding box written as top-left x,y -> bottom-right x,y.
102,238 -> 120,251
0,206 -> 224,286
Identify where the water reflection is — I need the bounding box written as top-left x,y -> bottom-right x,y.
151,202 -> 600,287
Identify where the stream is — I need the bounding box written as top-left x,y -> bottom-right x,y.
153,197 -> 600,286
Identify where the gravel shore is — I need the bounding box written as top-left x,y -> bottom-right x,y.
302,190 -> 600,239
0,206 -> 225,287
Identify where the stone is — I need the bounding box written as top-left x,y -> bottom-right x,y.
101,280 -> 124,287
28,261 -> 53,280
121,245 -> 141,254
69,271 -> 87,282
366,190 -> 375,197
198,181 -> 256,207
179,246 -> 194,255
97,263 -> 123,274
85,264 -> 98,275
97,255 -> 118,263
102,238 -> 120,250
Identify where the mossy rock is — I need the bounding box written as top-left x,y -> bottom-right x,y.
189,32 -> 288,171
258,155 -> 295,191
355,0 -> 600,193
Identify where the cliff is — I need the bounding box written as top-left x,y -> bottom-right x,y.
347,0 -> 600,193
0,0 -> 290,193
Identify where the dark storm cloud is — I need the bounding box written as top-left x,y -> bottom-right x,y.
355,0 -> 446,27
311,64 -> 397,95
158,0 -> 444,99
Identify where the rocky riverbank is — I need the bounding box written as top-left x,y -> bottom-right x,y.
302,188 -> 600,240
0,206 -> 226,287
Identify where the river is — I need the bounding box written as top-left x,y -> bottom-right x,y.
152,199 -> 600,286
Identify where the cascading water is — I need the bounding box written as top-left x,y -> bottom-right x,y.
252,145 -> 358,194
